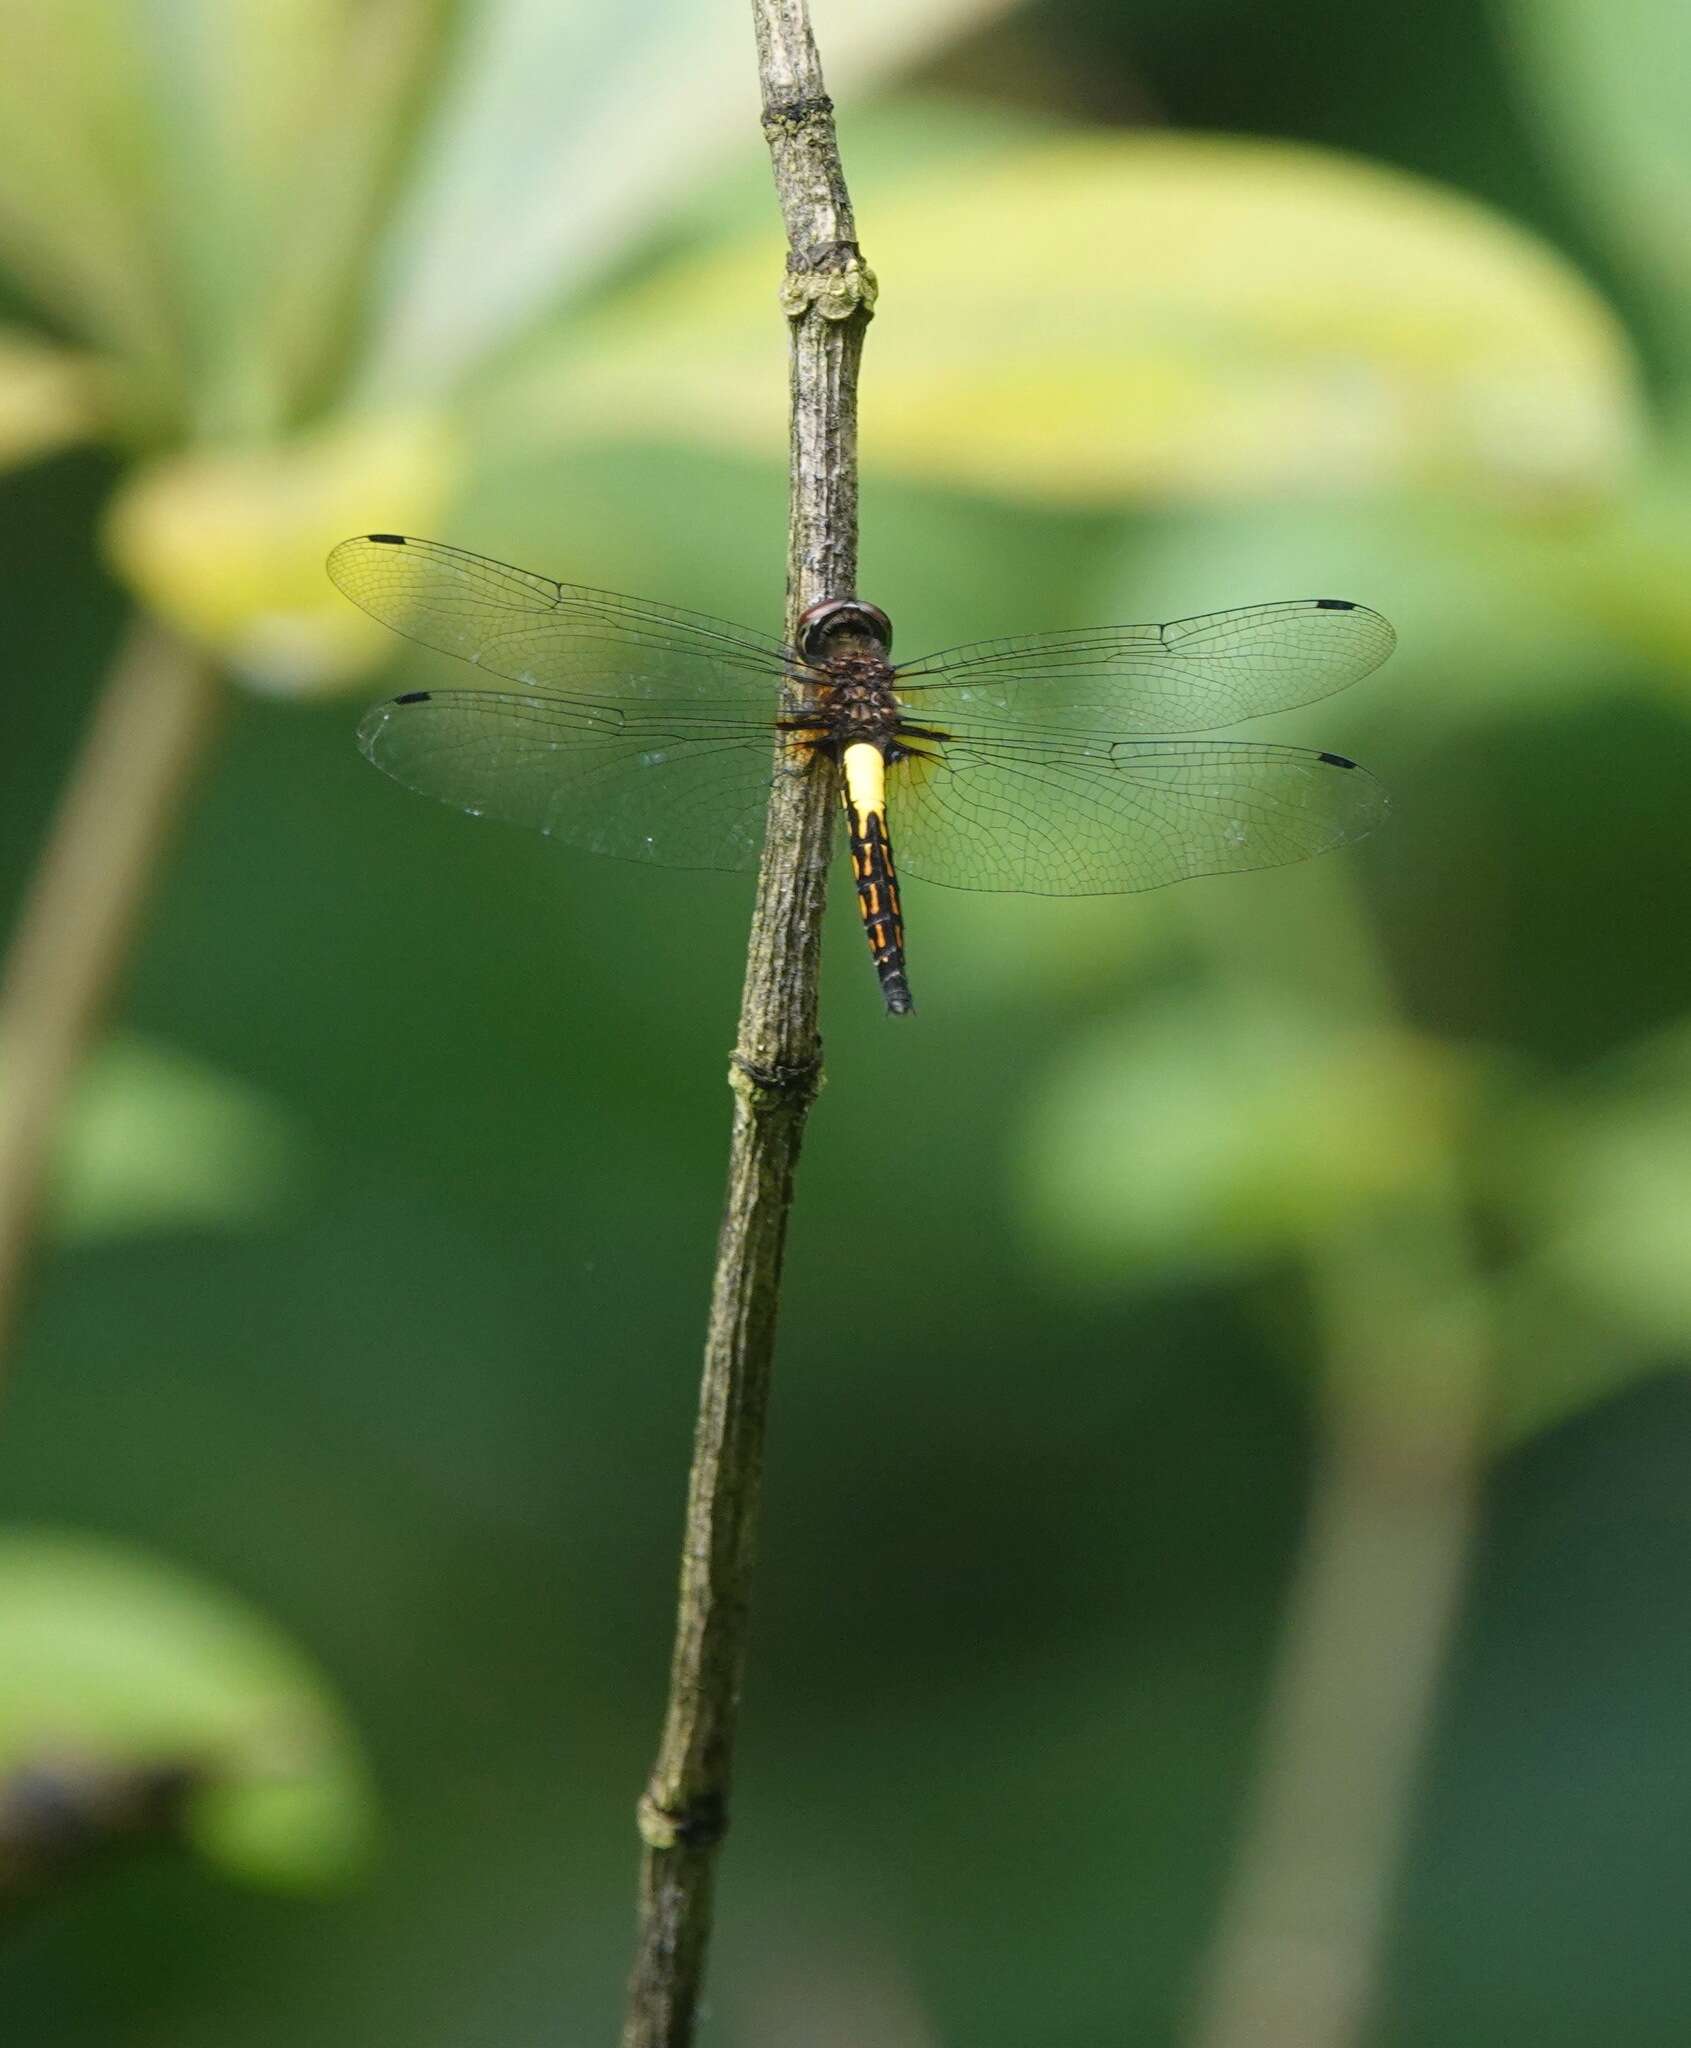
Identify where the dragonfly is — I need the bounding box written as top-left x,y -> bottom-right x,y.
329,534 -> 1394,1014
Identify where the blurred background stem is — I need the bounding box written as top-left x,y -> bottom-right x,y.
1187,867 -> 1491,2048
1189,1223 -> 1487,2048
0,617 -> 220,1396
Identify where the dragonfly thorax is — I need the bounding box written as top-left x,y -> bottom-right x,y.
805,659 -> 897,750
793,598 -> 902,751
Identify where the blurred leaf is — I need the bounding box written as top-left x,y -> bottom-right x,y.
1422,1023 -> 1691,1441
1544,453 -> 1691,684
1021,994 -> 1474,1282
128,0 -> 365,428
1107,494 -> 1676,745
1483,1294 -> 1660,1446
0,1 -> 449,439
28,1032 -> 306,1242
904,888 -> 1176,1008
355,0 -> 1021,401
1503,0 -> 1691,341
0,327 -> 104,471
129,0 -> 454,435
487,130 -> 1644,508
0,1 -> 179,405
1515,1026 -> 1691,1353
0,1529 -> 373,1890
103,410 -> 458,692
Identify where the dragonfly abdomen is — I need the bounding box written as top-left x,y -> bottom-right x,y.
841,741 -> 913,1016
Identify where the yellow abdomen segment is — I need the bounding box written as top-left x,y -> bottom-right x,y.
841,741 -> 913,1014
842,739 -> 886,821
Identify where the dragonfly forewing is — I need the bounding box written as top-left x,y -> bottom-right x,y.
329,534 -> 800,701
892,598 -> 1395,735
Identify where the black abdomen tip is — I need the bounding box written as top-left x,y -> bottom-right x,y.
368,532 -> 406,545
882,976 -> 916,1016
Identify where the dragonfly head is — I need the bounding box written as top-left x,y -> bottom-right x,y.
796,598 -> 893,666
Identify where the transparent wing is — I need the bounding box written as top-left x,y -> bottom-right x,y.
329,534 -> 798,707
892,599 -> 1395,735
886,734 -> 1388,895
358,689 -> 804,873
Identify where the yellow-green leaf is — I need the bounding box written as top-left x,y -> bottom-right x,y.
103,410 -> 457,693
491,131 -> 1643,508
0,1 -> 178,399
124,0 -> 452,435
0,327 -> 105,471
0,1 -> 450,437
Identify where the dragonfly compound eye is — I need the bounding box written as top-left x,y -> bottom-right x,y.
796,599 -> 893,664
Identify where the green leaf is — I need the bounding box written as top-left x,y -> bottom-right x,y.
1020,996 -> 1473,1282
1424,1025 -> 1691,1442
1515,1026 -> 1691,1353
0,1529 -> 374,1890
1504,0 -> 1691,340
24,1033 -> 307,1241
486,128 -> 1644,508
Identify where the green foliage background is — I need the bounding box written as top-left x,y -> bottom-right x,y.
2,0 -> 1690,2042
